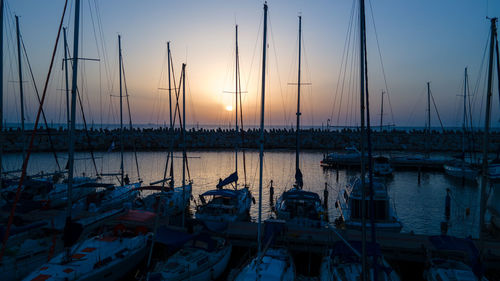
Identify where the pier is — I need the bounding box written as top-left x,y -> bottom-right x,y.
221,221 -> 500,271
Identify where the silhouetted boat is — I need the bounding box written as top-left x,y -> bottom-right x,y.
336,177 -> 402,232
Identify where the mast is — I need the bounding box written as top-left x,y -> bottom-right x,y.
235,24 -> 239,188
0,0 -> 3,188
118,35 -> 124,185
359,0 -> 368,280
462,68 -> 467,176
63,28 -> 70,131
257,1 -> 268,256
15,16 -> 25,160
480,17 -> 497,238
181,63 -> 186,227
426,82 -> 431,158
295,15 -> 302,188
379,91 -> 384,131
64,0 -> 80,262
168,42 -> 174,188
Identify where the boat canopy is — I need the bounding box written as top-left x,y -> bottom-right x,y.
282,189 -> 321,202
155,226 -> 195,249
216,171 -> 238,188
201,189 -> 238,198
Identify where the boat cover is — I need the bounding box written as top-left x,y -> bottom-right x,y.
216,172 -> 238,188
154,226 -> 195,250
282,189 -> 320,202
201,189 -> 238,198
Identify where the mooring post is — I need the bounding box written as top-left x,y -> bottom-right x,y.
418,166 -> 421,185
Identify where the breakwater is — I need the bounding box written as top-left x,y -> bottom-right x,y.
1,127 -> 499,153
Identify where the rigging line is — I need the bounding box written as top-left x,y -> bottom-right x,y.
473,30 -> 490,129
332,0 -> 356,125
92,0 -> 112,94
87,0 -> 103,127
238,50 -> 248,186
65,41 -> 99,174
20,36 -> 62,171
268,14 -> 287,127
495,35 -> 500,110
429,89 -> 445,132
367,0 -> 395,126
301,29 -> 315,127
0,0 -> 68,262
121,54 -> 141,180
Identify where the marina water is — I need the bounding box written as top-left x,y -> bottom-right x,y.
4,150 -> 494,238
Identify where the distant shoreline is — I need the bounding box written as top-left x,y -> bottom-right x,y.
1,127 -> 499,153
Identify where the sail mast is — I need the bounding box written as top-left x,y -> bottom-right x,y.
15,16 -> 25,160
67,0 -> 80,219
426,82 -> 431,158
380,91 -> 384,131
63,28 -> 70,132
181,63 -> 186,228
295,15 -> 302,188
0,0 -> 3,188
118,35 -> 124,185
258,1 -> 268,256
462,68 -> 467,175
480,17 -> 497,238
359,0 -> 368,279
168,42 -> 174,188
235,24 -> 239,187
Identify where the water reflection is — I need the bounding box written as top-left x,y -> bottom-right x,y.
4,150 -> 495,238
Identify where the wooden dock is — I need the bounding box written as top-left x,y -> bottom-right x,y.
221,221 -> 500,270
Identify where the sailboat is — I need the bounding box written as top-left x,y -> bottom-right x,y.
147,226 -> 232,281
335,177 -> 402,232
232,4 -> 295,281
138,42 -> 192,218
23,4 -> 152,280
274,15 -> 327,228
443,67 -> 479,181
72,35 -> 141,216
325,0 -> 401,280
320,241 -> 400,281
195,24 -> 252,224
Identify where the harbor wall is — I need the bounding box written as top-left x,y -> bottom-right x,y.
1,127 -> 499,153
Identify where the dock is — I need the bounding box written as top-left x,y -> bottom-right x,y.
321,155 -> 449,171
221,221 -> 500,270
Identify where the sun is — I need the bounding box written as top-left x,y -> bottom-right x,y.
225,105 -> 233,111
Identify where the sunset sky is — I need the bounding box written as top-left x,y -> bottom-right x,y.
3,0 -> 500,129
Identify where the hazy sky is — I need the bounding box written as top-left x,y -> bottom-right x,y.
3,0 -> 500,128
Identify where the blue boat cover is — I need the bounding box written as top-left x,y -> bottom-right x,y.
282,189 -> 320,202
201,189 -> 238,198
216,172 -> 238,188
155,226 -> 195,249
202,220 -> 229,232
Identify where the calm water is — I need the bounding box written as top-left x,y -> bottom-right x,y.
4,150 -> 497,238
